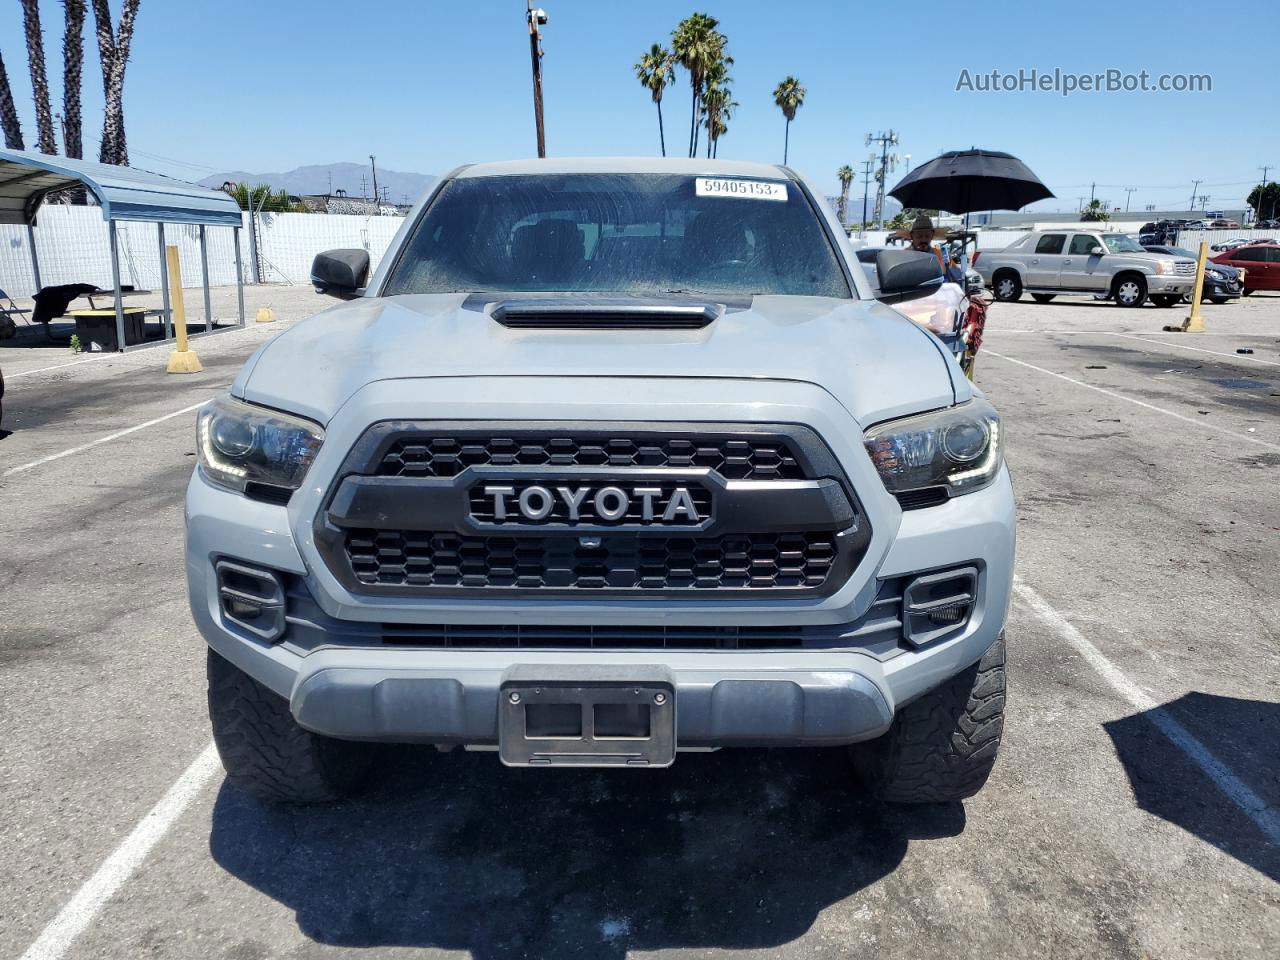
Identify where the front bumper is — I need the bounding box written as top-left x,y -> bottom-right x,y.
1147,275 -> 1194,294
186,377 -> 1015,748
187,470 -> 1014,747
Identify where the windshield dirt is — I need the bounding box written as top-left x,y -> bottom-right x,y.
381,173 -> 851,299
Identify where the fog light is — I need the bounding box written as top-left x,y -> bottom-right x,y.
903,566 -> 977,647
215,559 -> 286,642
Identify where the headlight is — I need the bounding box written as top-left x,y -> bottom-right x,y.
1154,261 -> 1167,274
864,399 -> 1003,497
1206,269 -> 1223,281
196,396 -> 323,496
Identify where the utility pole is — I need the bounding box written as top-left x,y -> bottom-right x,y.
359,174 -> 368,200
865,130 -> 899,225
527,2 -> 548,158
859,157 -> 874,235
1089,182 -> 1096,204
1124,187 -> 1136,212
1188,180 -> 1201,213
369,156 -> 380,213
1259,165 -> 1273,221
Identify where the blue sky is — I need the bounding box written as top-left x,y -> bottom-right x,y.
2,0 -> 1276,212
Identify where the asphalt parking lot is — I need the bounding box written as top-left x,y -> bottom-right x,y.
1,287 -> 1278,959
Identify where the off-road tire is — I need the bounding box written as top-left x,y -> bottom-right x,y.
851,636 -> 1005,803
208,648 -> 375,804
1151,294 -> 1180,308
1030,293 -> 1056,304
992,272 -> 1022,302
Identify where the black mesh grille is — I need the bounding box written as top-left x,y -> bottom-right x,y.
377,435 -> 806,481
344,531 -> 838,591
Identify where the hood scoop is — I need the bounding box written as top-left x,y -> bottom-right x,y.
490,298 -> 722,330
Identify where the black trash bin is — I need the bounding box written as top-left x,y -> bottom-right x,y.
72,308 -> 146,352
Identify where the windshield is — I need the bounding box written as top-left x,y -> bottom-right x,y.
1103,234 -> 1146,253
382,173 -> 851,299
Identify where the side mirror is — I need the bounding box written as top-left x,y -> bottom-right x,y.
311,248 -> 370,300
1089,245 -> 1105,256
875,249 -> 945,304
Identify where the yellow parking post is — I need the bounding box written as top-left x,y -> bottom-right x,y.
165,244 -> 203,373
1181,240 -> 1209,333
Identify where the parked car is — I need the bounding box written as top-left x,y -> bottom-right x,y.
1211,237 -> 1252,252
1255,219 -> 1279,229
1211,243 -> 1280,294
1142,244 -> 1241,303
1208,219 -> 1241,229
188,158 -> 1014,805
974,230 -> 1196,306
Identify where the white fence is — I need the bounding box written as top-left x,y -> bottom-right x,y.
1172,228 -> 1278,250
0,206 -> 407,299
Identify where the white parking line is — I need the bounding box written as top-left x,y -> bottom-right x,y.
983,350 -> 1280,452
4,356 -> 105,379
1013,578 -> 1280,845
2,401 -> 207,477
17,743 -> 222,960
1104,332 -> 1280,367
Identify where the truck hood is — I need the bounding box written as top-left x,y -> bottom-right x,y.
235,293 -> 964,427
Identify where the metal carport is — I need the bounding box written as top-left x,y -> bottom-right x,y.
0,147 -> 246,351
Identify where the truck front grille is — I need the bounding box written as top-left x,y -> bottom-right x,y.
1174,260 -> 1197,276
317,422 -> 869,598
344,530 -> 839,591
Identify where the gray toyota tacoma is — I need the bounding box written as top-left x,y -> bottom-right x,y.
186,158 -> 1013,804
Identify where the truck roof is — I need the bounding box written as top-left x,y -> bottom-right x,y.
454,157 -> 793,179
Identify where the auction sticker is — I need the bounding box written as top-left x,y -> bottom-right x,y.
695,177 -> 788,201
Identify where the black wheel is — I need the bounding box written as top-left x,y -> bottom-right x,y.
1208,296 -> 1231,305
1151,294 -> 1180,308
1242,288 -> 1254,297
851,636 -> 1005,803
1113,275 -> 1148,308
992,272 -> 1022,302
208,648 -> 377,804
1030,293 -> 1056,304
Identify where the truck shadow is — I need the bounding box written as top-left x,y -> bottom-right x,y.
1104,692 -> 1280,883
209,746 -> 963,958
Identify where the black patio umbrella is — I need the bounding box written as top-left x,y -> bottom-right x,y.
889,148 -> 1054,215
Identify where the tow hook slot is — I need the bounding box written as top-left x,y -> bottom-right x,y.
215,559 -> 286,642
903,566 -> 978,647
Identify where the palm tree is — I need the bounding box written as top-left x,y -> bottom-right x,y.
671,13 -> 725,158
634,44 -> 674,157
63,0 -> 86,160
772,76 -> 806,165
0,51 -> 24,150
836,165 -> 854,225
701,59 -> 735,158
20,0 -> 58,153
91,0 -> 141,165
703,88 -> 736,158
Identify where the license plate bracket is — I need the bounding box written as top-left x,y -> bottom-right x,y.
498,665 -> 675,767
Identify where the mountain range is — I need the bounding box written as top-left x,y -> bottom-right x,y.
197,162 -> 435,203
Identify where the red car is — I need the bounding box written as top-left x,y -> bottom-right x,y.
1211,243 -> 1280,294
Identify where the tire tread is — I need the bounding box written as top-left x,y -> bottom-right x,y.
853,637 -> 1006,803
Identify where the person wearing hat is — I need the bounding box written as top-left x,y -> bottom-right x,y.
909,214 -> 939,254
